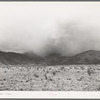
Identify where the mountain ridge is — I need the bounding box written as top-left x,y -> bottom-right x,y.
0,50 -> 100,65
62,50 -> 100,64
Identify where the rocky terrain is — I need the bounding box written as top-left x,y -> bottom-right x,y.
0,64 -> 100,91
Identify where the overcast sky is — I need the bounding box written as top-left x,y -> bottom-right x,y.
0,2 -> 100,56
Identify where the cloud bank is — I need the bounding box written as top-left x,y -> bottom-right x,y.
0,2 -> 100,56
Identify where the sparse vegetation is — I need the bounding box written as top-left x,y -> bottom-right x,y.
0,64 -> 100,91
87,67 -> 94,76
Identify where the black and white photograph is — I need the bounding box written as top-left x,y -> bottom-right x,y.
0,1 -> 100,93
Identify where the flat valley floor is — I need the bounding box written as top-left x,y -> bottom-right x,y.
0,64 -> 100,91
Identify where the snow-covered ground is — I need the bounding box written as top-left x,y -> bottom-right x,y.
0,64 -> 100,91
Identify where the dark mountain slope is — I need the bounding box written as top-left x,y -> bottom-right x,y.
0,50 -> 100,65
24,52 -> 45,64
45,52 -> 70,65
0,51 -> 37,65
62,50 -> 100,64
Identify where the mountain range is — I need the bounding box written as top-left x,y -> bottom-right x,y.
0,50 -> 100,65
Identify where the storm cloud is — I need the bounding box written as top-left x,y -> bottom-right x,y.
0,2 -> 100,56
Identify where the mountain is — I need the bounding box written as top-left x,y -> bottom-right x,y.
0,51 -> 37,65
24,52 -> 45,65
0,50 -> 100,65
44,52 -> 70,65
62,50 -> 100,64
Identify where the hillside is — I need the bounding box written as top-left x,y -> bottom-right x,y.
63,50 -> 100,64
0,51 -> 37,65
24,52 -> 44,64
45,52 -> 69,65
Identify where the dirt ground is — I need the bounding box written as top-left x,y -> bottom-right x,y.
0,64 -> 100,91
